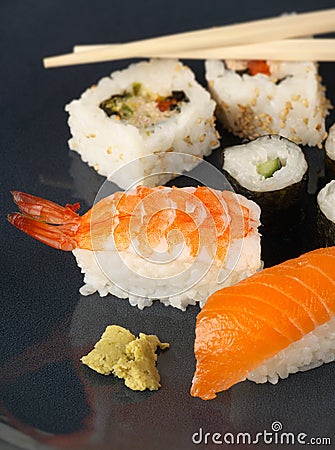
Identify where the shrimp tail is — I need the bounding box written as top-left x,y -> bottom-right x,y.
11,191 -> 80,224
8,191 -> 81,251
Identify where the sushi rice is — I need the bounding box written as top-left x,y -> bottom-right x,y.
317,180 -> 335,247
325,123 -> 335,180
325,123 -> 335,161
205,59 -> 330,147
73,187 -> 261,310
222,135 -> 308,234
191,247 -> 335,399
223,135 -> 307,193
318,180 -> 335,224
66,59 -> 219,189
74,241 -> 261,310
7,187 -> 262,311
248,316 -> 335,384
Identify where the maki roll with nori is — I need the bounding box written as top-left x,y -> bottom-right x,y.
223,135 -> 308,235
325,123 -> 335,180
317,180 -> 335,247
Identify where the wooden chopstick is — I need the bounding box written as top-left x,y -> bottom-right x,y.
70,39 -> 335,62
73,44 -> 117,53
44,8 -> 335,68
48,39 -> 335,67
134,39 -> 335,61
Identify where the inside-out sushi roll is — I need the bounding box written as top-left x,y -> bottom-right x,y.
205,59 -> 330,147
191,247 -> 335,399
317,180 -> 335,247
222,135 -> 308,235
325,123 -> 335,180
8,187 -> 261,310
66,59 -> 220,189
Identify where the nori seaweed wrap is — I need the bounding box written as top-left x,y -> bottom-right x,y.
223,135 -> 308,235
317,180 -> 335,247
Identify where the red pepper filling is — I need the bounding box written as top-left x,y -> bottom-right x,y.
248,60 -> 271,76
156,90 -> 189,112
156,98 -> 178,112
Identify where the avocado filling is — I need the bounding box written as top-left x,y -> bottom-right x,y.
256,157 -> 282,178
99,83 -> 189,128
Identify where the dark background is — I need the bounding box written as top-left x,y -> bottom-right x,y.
1,1 -> 335,449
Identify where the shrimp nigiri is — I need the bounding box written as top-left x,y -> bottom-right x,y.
191,246 -> 335,400
8,186 -> 261,310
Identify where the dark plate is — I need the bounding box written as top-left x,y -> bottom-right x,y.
1,1 -> 335,449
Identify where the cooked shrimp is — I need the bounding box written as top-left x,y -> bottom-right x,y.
8,186 -> 257,259
8,186 -> 261,309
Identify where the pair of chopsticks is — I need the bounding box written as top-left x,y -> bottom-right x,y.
44,8 -> 335,68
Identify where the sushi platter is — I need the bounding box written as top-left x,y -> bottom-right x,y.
2,1 -> 335,449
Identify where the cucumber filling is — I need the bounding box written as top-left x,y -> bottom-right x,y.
256,157 -> 282,179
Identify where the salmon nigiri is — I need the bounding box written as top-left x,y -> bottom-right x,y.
191,247 -> 335,400
8,186 -> 261,310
